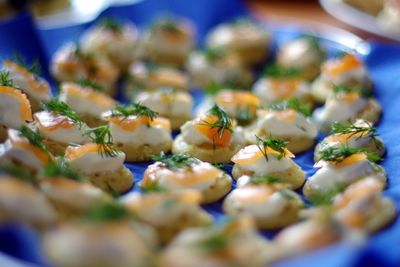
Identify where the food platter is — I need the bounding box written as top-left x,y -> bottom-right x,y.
0,1 -> 399,267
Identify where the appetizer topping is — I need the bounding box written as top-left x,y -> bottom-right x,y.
59,82 -> 117,116
99,17 -> 123,33
41,99 -> 82,127
142,156 -> 224,190
204,47 -> 226,61
255,136 -> 293,161
83,125 -> 118,157
323,54 -> 362,77
263,65 -> 301,79
317,144 -> 381,167
0,163 -> 37,184
194,104 -> 233,147
19,126 -> 48,153
215,90 -> 260,111
0,70 -> 14,87
77,77 -> 104,91
0,83 -> 33,128
65,143 -> 125,174
308,185 -> 345,206
3,60 -> 51,98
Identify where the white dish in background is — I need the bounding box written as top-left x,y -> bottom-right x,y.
35,0 -> 142,29
320,0 -> 400,41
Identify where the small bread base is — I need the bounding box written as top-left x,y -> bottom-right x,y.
223,192 -> 302,230
87,166 -> 134,195
172,134 -> 243,164
234,45 -> 268,66
115,141 -> 172,162
303,165 -> 387,199
231,162 -> 305,190
148,51 -> 187,67
364,198 -> 396,232
201,173 -> 232,204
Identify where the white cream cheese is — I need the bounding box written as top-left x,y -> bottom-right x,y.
0,93 -> 26,129
67,150 -> 125,175
278,38 -> 321,69
0,139 -> 46,171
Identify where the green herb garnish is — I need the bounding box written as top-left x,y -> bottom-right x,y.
205,81 -> 223,96
198,233 -> 229,252
84,202 -> 130,222
319,144 -> 381,164
0,71 -> 14,87
255,135 -> 288,161
43,157 -> 83,181
204,47 -> 225,61
269,98 -> 312,117
109,103 -> 158,123
202,104 -> 233,134
42,99 -> 82,127
84,125 -> 118,157
235,107 -> 255,125
99,17 -> 122,32
151,152 -> 195,169
77,77 -> 104,91
140,182 -> 168,193
152,17 -> 182,33
263,65 -> 300,78
19,126 -> 47,152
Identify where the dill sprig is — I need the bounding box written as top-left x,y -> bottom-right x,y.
235,107 -> 255,125
43,157 -> 83,181
319,144 -> 381,164
83,202 -> 130,222
99,17 -> 122,32
109,103 -> 158,122
331,121 -> 383,150
140,182 -> 168,193
201,104 -> 233,137
205,81 -> 223,96
198,232 -> 229,252
84,125 -> 118,157
0,71 -> 14,87
19,126 -> 48,152
42,99 -> 82,127
263,65 -> 300,78
250,175 -> 281,185
255,135 -> 288,161
303,35 -> 325,56
308,185 -> 345,206
269,98 -> 312,117
151,152 -> 195,169
77,77 -> 104,91
0,163 -> 37,185
12,53 -> 41,76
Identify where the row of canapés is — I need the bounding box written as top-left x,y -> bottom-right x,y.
0,16 -> 395,267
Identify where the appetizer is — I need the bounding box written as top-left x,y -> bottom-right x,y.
2,59 -> 52,111
173,104 -> 245,163
80,17 -> 139,72
120,189 -> 212,243
65,125 -> 133,194
223,175 -> 304,229
43,203 -> 158,267
140,153 -> 232,204
314,119 -> 385,162
303,145 -> 386,199
312,86 -> 381,133
39,158 -> 112,218
245,98 -> 318,153
135,88 -> 193,130
143,16 -> 195,66
0,74 -> 33,141
159,217 -> 274,267
277,35 -> 326,80
0,127 -> 52,173
58,80 -> 117,127
126,61 -> 189,95
206,19 -> 271,66
311,53 -> 372,103
333,177 -> 396,232
187,48 -> 254,88
252,65 -> 314,106
51,42 -> 119,94
231,137 -> 305,189
102,103 -> 172,162
0,169 -> 57,228
33,99 -> 89,156
378,0 -> 400,32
